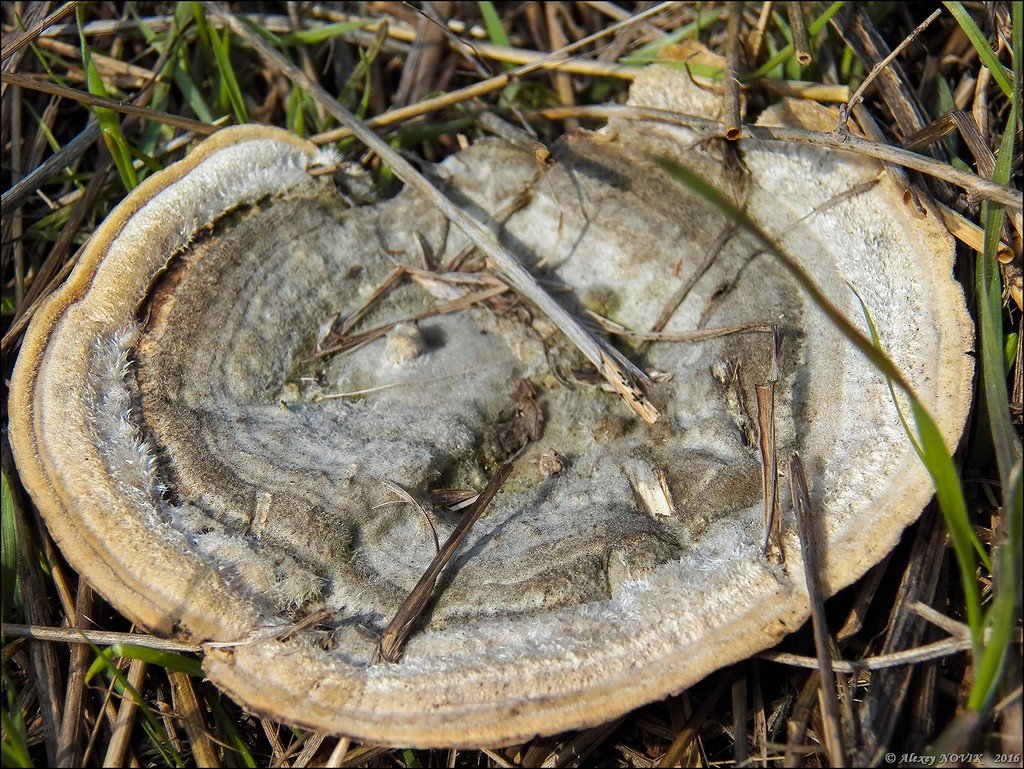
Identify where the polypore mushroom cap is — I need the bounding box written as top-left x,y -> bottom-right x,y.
9,68 -> 972,747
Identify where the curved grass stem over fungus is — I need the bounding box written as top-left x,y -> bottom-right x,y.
9,69 -> 973,747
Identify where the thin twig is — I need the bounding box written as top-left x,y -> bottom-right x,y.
591,311 -> 774,342
376,463 -> 513,663
1,1 -> 83,61
759,636 -> 974,673
850,104 -> 925,218
0,120 -> 101,217
0,71 -> 218,135
529,104 -> 1022,208
841,9 -> 941,128
210,2 -> 659,423
1,623 -> 204,653
789,453 -> 847,767
308,284 -> 507,362
640,225 -> 738,356
381,480 -> 440,555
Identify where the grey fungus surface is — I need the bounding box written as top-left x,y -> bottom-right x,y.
8,68 -> 973,747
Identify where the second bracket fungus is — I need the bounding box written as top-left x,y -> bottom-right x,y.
8,68 -> 973,746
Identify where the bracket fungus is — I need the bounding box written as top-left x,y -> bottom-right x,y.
9,68 -> 973,747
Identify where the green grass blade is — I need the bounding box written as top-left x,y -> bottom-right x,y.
1,705 -> 32,768
286,85 -> 306,135
339,21 -> 388,112
478,2 -> 511,48
173,57 -> 215,123
205,693 -> 258,768
850,286 -> 924,459
942,2 -> 1014,98
622,7 -> 728,64
748,2 -> 844,79
1,473 -> 19,624
78,7 -> 137,190
970,459 -> 1022,712
967,0 -> 1022,712
85,644 -> 203,680
84,644 -> 183,766
208,24 -> 248,123
2,657 -> 31,767
279,21 -> 366,47
654,156 -> 985,646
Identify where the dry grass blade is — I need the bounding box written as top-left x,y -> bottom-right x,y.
842,9 -> 942,127
0,1 -> 83,62
789,453 -> 847,767
54,582 -> 94,767
757,328 -> 782,563
324,737 -> 351,768
0,71 -> 218,135
836,555 -> 892,642
103,658 -> 148,768
787,3 -> 812,66
4,152 -> 111,360
759,637 -> 974,673
336,264 -> 407,338
0,121 -> 101,217
376,463 -> 513,663
309,284 -> 508,363
831,5 -> 931,139
937,201 -> 1014,262
592,312 -> 775,342
903,109 -> 995,178
7,450 -> 63,766
657,676 -> 728,767
724,3 -> 743,140
478,110 -> 550,163
1,623 -> 203,653
639,226 -> 738,355
732,669 -> 749,766
292,732 -> 326,768
540,717 -> 625,768
784,672 -> 819,769
168,670 -> 219,768
308,3 -> 673,143
381,480 -> 440,556
856,512 -> 947,763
